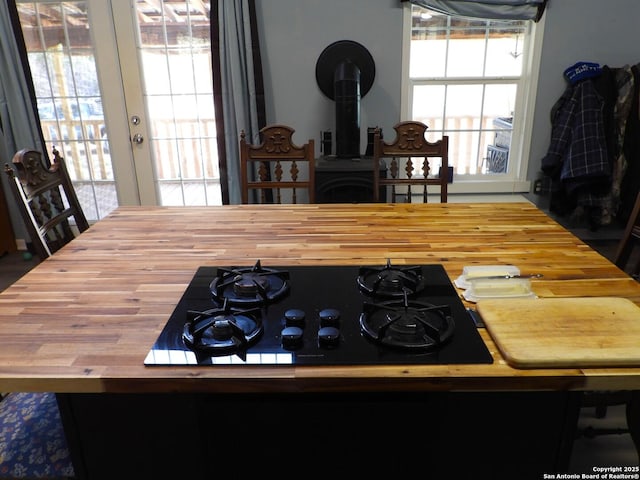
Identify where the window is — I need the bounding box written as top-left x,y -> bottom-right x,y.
17,1 -> 116,221
403,4 -> 543,193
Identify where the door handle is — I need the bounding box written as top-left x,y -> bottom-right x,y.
132,133 -> 144,144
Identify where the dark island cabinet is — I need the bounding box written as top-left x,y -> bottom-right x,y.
57,391 -> 579,479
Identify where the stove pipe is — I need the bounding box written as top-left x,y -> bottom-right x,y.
334,60 -> 361,159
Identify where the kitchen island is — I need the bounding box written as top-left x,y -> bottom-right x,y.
0,202 -> 638,478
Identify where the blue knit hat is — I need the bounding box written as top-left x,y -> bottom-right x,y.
563,62 -> 602,84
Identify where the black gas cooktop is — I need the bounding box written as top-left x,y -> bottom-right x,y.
144,261 -> 493,366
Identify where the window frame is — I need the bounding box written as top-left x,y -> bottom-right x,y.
401,3 -> 545,194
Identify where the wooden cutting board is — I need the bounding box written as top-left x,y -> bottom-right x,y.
476,297 -> 640,369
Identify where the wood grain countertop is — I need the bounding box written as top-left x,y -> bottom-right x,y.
1,202 -> 639,393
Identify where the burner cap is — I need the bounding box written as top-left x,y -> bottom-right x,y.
232,272 -> 271,297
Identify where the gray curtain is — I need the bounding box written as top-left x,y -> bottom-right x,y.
212,0 -> 266,205
0,1 -> 45,240
0,2 -> 43,162
404,0 -> 547,21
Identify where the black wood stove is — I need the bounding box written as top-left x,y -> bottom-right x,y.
144,260 -> 492,366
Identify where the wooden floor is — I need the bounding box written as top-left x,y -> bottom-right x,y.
0,239 -> 638,471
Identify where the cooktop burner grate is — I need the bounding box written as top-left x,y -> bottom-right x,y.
359,296 -> 455,350
210,260 -> 290,306
182,301 -> 264,356
357,259 -> 425,298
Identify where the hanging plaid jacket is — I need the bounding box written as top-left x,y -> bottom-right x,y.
541,79 -> 610,193
541,76 -> 613,224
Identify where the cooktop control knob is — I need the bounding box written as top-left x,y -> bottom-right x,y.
318,326 -> 340,348
283,309 -> 306,328
281,326 -> 304,350
319,308 -> 340,327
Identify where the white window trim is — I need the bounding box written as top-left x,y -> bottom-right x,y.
401,4 -> 545,195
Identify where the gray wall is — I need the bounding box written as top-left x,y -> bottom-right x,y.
256,0 -> 404,154
256,0 -> 640,197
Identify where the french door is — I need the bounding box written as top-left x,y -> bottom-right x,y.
16,0 -> 221,221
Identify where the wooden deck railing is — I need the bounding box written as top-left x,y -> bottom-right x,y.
41,116 -> 511,183
41,119 -> 220,183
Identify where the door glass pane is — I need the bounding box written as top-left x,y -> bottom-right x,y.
134,0 -> 221,206
16,1 -> 117,221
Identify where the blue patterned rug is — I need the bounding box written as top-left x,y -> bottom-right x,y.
0,392 -> 75,479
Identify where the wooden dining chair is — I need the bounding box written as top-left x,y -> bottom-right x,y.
240,124 -> 315,204
372,121 -> 449,203
4,147 -> 89,260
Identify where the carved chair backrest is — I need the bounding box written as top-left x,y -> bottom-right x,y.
373,121 -> 449,203
240,124 -> 315,204
4,147 -> 89,259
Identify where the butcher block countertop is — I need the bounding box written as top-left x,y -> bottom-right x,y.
1,202 -> 640,394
